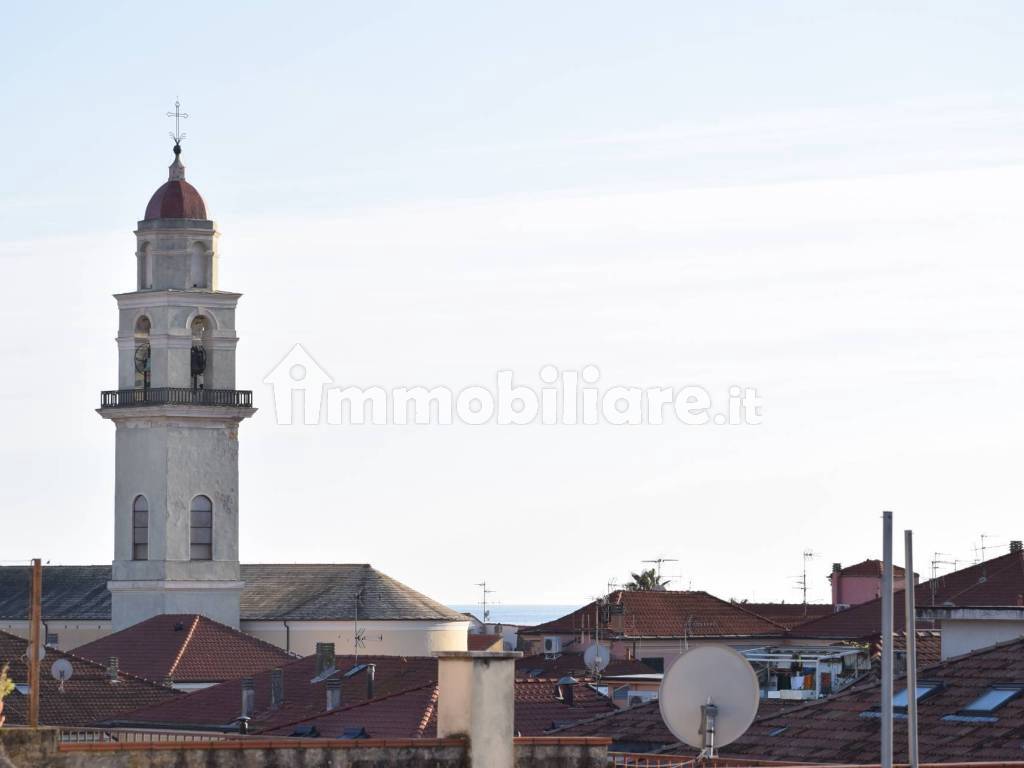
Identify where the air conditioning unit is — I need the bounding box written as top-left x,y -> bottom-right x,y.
543,636 -> 562,657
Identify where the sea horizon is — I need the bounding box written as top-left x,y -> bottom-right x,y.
448,604 -> 577,627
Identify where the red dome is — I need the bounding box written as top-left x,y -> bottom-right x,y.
144,179 -> 207,220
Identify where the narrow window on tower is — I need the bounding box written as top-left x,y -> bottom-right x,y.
190,495 -> 213,560
134,316 -> 151,390
132,495 -> 149,561
191,316 -> 209,391
138,242 -> 153,290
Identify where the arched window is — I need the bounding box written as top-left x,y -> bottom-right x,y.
134,316 -> 151,390
132,496 -> 149,561
190,495 -> 213,560
190,316 -> 209,390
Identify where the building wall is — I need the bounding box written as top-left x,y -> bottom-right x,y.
0,622 -> 111,652
831,573 -> 911,607
240,619 -> 470,657
940,618 -> 1024,660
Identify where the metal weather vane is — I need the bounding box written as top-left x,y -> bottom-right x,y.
167,99 -> 189,148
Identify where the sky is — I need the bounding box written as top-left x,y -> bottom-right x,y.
2,2 -> 1024,607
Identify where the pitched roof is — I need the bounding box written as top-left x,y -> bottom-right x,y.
0,630 -> 177,727
792,550 -> 1024,640
722,635 -> 1024,764
740,602 -> 834,630
0,564 -> 464,623
112,653 -> 438,733
551,694 -> 803,751
524,591 -> 786,639
71,614 -> 295,684
831,559 -> 907,579
264,677 -> 618,739
515,652 -> 658,680
468,633 -> 504,651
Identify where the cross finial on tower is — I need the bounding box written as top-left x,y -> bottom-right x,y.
166,98 -> 189,155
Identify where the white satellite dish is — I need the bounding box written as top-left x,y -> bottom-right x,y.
658,644 -> 759,757
51,658 -> 73,682
583,643 -> 611,673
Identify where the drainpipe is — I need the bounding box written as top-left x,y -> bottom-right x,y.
284,620 -> 291,654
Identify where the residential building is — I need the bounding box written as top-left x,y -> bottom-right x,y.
829,559 -> 915,607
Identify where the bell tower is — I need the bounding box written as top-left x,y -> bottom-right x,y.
99,123 -> 255,630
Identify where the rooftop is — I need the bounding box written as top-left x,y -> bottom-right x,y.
72,614 -> 295,684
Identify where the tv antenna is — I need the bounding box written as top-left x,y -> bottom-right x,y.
659,644 -> 760,757
642,557 -> 678,587
353,587 -> 365,662
792,549 -> 818,612
476,580 -> 495,623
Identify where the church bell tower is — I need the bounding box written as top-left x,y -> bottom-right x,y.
99,122 -> 254,630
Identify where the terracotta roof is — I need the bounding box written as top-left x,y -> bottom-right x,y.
741,603 -> 834,630
0,630 -> 177,727
112,653 -> 438,733
265,677 -> 617,739
831,559 -> 907,579
551,695 -> 803,752
0,564 -> 464,623
523,591 -> 786,639
513,678 -> 619,735
468,633 -> 504,651
516,652 -> 658,680
72,614 -> 295,684
722,635 -> 1024,764
793,551 -> 1024,640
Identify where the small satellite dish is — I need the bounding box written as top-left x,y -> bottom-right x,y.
583,643 -> 611,673
658,644 -> 759,757
51,658 -> 73,682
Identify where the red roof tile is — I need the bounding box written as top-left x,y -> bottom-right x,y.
0,630 -> 177,727
264,677 -> 617,739
722,635 -> 1024,764
72,614 -> 295,684
794,551 -> 1024,640
144,180 -> 207,220
468,633 -> 504,651
524,591 -> 786,639
741,603 -> 834,630
114,653 -> 437,733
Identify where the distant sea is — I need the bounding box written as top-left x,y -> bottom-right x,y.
448,604 -> 577,627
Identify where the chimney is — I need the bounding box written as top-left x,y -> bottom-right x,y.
270,668 -> 284,710
557,675 -> 577,707
366,663 -> 376,699
1011,541 -> 1022,554
315,642 -> 336,676
107,656 -> 120,683
832,562 -> 842,574
162,675 -> 174,688
326,678 -> 342,711
241,677 -> 255,718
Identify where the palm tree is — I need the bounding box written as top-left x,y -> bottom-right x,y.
624,568 -> 670,591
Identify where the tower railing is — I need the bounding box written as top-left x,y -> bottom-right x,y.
100,388 -> 253,408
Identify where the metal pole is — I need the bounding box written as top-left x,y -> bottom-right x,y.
905,530 -> 920,768
28,558 -> 42,728
881,512 -> 894,768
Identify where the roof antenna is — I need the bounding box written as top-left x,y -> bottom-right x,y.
475,580 -> 495,623
166,98 -> 189,155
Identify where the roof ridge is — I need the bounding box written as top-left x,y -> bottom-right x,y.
167,615 -> 201,679
415,684 -> 440,738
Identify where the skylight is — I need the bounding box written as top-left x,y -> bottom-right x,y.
892,682 -> 942,710
962,685 -> 1024,713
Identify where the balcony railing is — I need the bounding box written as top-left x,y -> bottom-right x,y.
100,388 -> 253,409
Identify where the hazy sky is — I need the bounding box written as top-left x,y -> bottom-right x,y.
3,2 -> 1024,606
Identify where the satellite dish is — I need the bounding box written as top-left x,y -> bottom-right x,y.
51,658 -> 73,682
584,643 -> 611,673
658,644 -> 759,756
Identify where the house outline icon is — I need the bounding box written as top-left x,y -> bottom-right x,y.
262,344 -> 333,425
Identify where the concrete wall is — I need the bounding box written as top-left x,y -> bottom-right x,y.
0,622 -> 110,652
940,618 -> 1024,660
0,729 -> 608,768
243,619 -> 470,657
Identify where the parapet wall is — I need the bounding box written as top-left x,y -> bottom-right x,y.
0,729 -> 609,768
